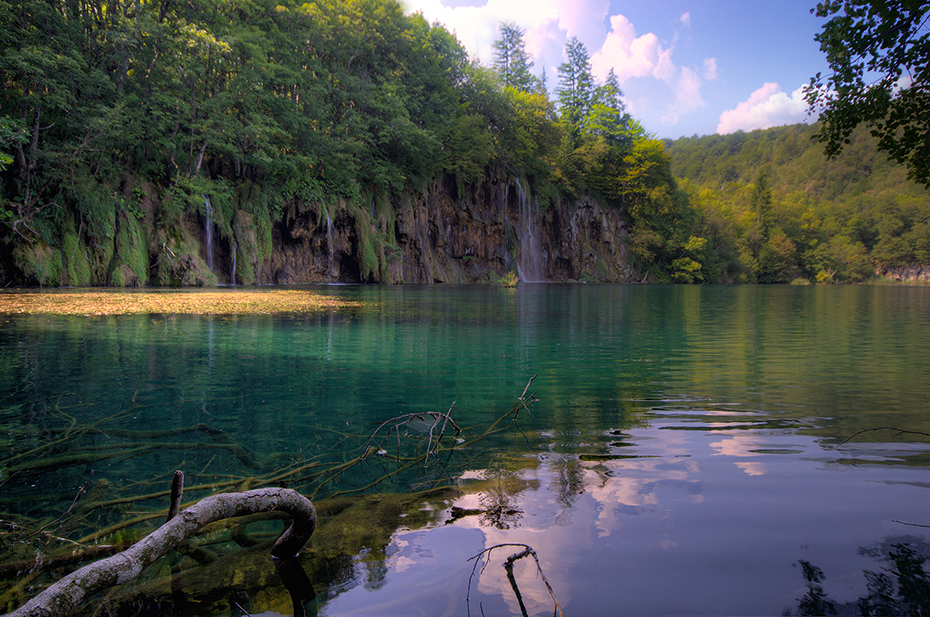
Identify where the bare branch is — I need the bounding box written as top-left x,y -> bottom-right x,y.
832,426 -> 930,449
466,543 -> 564,617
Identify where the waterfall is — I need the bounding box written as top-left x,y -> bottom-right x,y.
203,195 -> 214,273
231,239 -> 237,286
515,177 -> 544,282
325,207 -> 335,283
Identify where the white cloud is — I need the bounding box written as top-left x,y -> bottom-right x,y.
554,0 -> 609,51
702,57 -> 718,81
663,66 -> 706,123
591,15 -> 661,82
717,83 -> 811,134
679,12 -> 691,28
592,15 -> 715,124
400,0 -> 606,69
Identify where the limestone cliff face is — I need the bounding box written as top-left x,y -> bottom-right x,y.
876,265 -> 930,283
259,175 -> 635,285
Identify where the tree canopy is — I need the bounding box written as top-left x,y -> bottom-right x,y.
667,123 -> 930,284
805,0 -> 930,188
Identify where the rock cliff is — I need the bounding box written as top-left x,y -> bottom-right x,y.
258,175 -> 635,285
0,174 -> 636,286
876,265 -> 930,283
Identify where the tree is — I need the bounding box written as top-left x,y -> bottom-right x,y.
556,36 -> 594,140
805,0 -> 930,188
493,22 -> 535,91
586,68 -> 629,143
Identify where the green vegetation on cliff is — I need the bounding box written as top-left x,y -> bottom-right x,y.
0,0 -> 682,286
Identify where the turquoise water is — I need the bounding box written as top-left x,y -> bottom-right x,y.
2,284 -> 930,615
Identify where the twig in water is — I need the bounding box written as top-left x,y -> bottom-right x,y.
891,520 -> 930,529
235,602 -> 253,616
833,426 -> 930,449
466,543 -> 564,617
25,486 -> 86,541
360,405 -> 462,467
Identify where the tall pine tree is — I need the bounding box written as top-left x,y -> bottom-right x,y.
492,22 -> 535,91
557,36 -> 594,141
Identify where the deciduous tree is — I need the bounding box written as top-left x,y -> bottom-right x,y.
805,0 -> 930,188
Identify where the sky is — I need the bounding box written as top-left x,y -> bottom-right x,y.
398,0 -> 832,139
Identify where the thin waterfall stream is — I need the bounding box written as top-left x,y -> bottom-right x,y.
515,177 -> 544,282
203,194 -> 214,273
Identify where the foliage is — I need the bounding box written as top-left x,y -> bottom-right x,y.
496,271 -> 519,287
667,123 -> 930,283
805,0 -> 930,188
556,37 -> 596,145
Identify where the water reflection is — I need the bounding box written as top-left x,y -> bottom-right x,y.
322,418 -> 930,616
792,537 -> 930,616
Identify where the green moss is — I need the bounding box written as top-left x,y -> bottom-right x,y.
345,199 -> 379,282
12,241 -> 63,286
62,232 -> 92,286
113,210 -> 149,286
151,232 -> 217,287
109,264 -> 126,287
233,210 -> 258,285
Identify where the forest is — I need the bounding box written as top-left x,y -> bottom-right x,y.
0,0 -> 927,286
666,123 -> 930,284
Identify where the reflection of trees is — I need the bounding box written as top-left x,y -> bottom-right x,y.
550,454 -> 584,526
792,537 -> 930,616
478,465 -> 527,530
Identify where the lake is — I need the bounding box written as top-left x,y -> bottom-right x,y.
2,284 -> 930,616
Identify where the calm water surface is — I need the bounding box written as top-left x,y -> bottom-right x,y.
2,284 -> 930,616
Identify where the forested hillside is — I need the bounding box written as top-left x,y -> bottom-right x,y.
2,1 -> 926,287
666,123 -> 930,283
0,0 -> 689,286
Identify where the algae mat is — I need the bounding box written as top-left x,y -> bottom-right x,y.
0,288 -> 358,315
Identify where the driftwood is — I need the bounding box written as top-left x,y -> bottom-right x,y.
5,487 -> 316,617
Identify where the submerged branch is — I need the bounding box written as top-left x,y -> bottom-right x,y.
6,487 -> 317,617
2,376 -> 541,614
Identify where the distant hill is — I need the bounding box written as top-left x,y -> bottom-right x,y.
664,124 -> 930,283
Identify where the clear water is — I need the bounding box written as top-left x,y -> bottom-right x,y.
2,284 -> 930,616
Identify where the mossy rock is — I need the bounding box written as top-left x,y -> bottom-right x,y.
12,240 -> 63,286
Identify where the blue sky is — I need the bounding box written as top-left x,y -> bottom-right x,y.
399,0 -> 831,139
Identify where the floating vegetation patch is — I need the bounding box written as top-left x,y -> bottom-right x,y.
0,289 -> 358,316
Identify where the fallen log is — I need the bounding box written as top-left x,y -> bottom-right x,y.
4,487 -> 316,617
